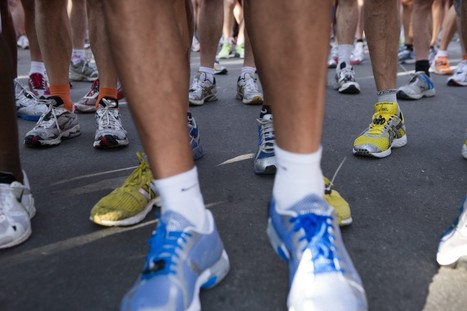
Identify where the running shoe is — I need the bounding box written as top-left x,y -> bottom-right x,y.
235,42 -> 245,59
350,41 -> 365,65
16,35 -> 29,49
397,71 -> 436,100
447,61 -> 467,86
429,46 -> 437,65
188,72 -> 217,106
254,108 -> 276,175
437,196 -> 467,266
324,177 -> 352,226
15,79 -> 48,121
69,58 -> 98,82
236,72 -> 264,105
121,210 -> 230,310
94,98 -> 129,149
398,46 -> 415,64
431,55 -> 454,75
0,171 -> 36,249
327,44 -> 338,69
74,79 -> 100,113
267,195 -> 367,310
335,62 -> 361,94
28,72 -> 50,97
191,35 -> 200,52
353,102 -> 407,158
213,59 -> 228,75
90,152 -> 159,226
463,133 -> 467,160
24,96 -> 81,147
188,112 -> 205,160
217,42 -> 235,59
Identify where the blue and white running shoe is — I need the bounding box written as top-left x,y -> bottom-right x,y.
121,210 -> 229,311
187,112 -> 205,160
254,107 -> 276,175
267,195 -> 367,311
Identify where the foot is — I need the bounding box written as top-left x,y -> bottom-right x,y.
94,98 -> 129,149
397,72 -> 436,100
188,72 -> 217,106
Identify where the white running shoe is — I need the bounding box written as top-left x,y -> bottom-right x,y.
350,41 -> 365,65
335,62 -> 361,94
236,72 -> 263,105
188,72 -> 217,106
447,61 -> 467,87
74,79 -> 100,113
437,196 -> 467,266
69,58 -> 98,82
397,71 -> 436,100
94,98 -> 129,149
0,171 -> 36,249
15,79 -> 48,122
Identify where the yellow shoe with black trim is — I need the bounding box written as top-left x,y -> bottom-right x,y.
353,102 -> 407,158
324,177 -> 352,226
90,152 -> 160,226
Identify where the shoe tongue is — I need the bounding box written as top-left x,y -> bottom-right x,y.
375,102 -> 398,114
161,211 -> 194,232
288,195 -> 330,217
259,106 -> 273,120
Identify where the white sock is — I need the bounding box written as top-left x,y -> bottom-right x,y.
152,166 -> 208,232
29,61 -> 46,76
199,66 -> 215,81
272,145 -> 324,212
377,89 -> 398,103
241,66 -> 256,76
71,49 -> 86,64
435,49 -> 448,58
337,44 -> 354,67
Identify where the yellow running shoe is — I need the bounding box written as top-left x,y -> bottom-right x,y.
353,102 -> 407,158
324,176 -> 352,226
90,152 -> 160,226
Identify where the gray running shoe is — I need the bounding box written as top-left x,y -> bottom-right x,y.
69,58 -> 98,82
448,61 -> 467,86
335,62 -> 361,94
15,79 -> 48,122
188,72 -> 217,106
94,98 -> 129,149
397,71 -> 436,100
236,72 -> 264,105
254,108 -> 276,175
24,96 -> 80,147
74,79 -> 99,113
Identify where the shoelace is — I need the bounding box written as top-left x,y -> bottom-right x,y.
97,106 -> 121,130
324,157 -> 347,195
142,221 -> 192,277
34,101 -> 63,133
290,213 -> 342,273
30,74 -> 47,90
243,75 -> 260,93
338,67 -> 355,83
257,118 -> 274,153
367,113 -> 394,135
123,153 -> 152,190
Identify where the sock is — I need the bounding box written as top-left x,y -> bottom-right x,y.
71,49 -> 86,65
241,66 -> 256,76
272,145 -> 324,212
49,84 -> 73,111
199,66 -> 215,82
415,60 -> 430,76
337,44 -> 354,67
435,50 -> 448,58
0,171 -> 17,184
29,61 -> 46,76
96,87 -> 118,108
377,89 -> 398,103
152,166 -> 208,232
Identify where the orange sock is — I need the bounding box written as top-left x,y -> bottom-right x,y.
49,84 -> 73,111
463,54 -> 467,60
96,87 -> 118,108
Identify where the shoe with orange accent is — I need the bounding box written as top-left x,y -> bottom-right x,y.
431,55 -> 453,75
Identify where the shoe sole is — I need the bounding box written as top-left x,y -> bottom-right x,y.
189,95 -> 218,106
90,197 -> 161,227
74,104 -> 97,113
69,73 -> 98,82
236,93 -> 264,105
338,83 -> 361,94
396,89 -> 436,100
254,165 -> 277,175
93,136 -> 129,149
25,125 -> 81,148
447,79 -> 467,87
0,225 -> 32,249
353,135 -> 407,158
17,113 -> 41,122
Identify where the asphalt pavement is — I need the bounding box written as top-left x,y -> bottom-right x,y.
1,42 -> 467,311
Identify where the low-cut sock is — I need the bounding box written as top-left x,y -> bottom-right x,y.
377,89 -> 398,103
96,87 -> 118,108
29,61 -> 46,76
49,83 -> 73,111
272,145 -> 324,212
152,166 -> 208,232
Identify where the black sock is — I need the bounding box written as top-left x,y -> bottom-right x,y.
415,60 -> 430,76
405,44 -> 413,51
0,172 -> 17,184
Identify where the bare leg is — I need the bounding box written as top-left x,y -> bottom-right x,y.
199,0 -> 222,68
69,0 -> 86,50
21,0 -> 42,62
413,0 -> 434,61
